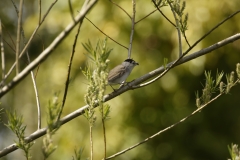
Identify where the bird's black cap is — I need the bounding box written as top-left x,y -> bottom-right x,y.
124,59 -> 139,65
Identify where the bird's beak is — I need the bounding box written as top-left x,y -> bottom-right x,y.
135,62 -> 139,65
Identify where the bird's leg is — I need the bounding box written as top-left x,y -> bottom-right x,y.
119,81 -> 126,89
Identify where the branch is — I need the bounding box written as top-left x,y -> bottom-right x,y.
109,0 -> 131,19
0,0 -> 98,98
85,17 -> 128,50
105,78 -> 240,159
57,18 -> 83,121
128,0 -> 136,59
0,33 -> 239,157
0,19 -> 5,86
135,9 -> 157,24
133,33 -> 240,88
3,0 -> 59,82
167,0 -> 182,57
15,0 -> 24,74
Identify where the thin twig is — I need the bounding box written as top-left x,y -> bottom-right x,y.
167,0 -> 182,57
4,0 -> 58,81
15,0 -> 24,74
102,119 -> 107,159
0,33 -> 239,157
85,17 -> 128,50
135,9 -> 157,24
128,0 -> 136,59
109,0 -> 131,19
105,83 -> 240,159
134,9 -> 240,88
68,0 -> 75,22
90,125 -> 93,160
0,19 -> 5,86
151,0 -> 191,46
151,0 -> 176,26
12,0 -> 42,130
0,0 -> 98,98
57,19 -> 83,121
38,0 -> 42,24
133,33 -> 240,88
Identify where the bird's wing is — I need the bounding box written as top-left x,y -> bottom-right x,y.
108,65 -> 126,81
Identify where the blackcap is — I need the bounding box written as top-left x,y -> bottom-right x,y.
108,59 -> 139,88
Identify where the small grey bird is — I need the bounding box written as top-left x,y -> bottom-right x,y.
108,59 -> 139,89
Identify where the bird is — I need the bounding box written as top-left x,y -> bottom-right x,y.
108,59 -> 139,90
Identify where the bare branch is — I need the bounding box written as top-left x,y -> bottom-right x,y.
4,0 -> 59,81
109,0 -> 131,19
128,0 -> 136,59
0,0 -> 98,98
57,19 -> 83,121
152,0 -> 176,27
38,0 -> 42,24
0,19 -> 5,86
68,0 -> 75,22
0,33 -> 239,157
15,0 -> 24,74
85,17 -> 128,50
135,9 -> 157,24
133,33 -> 240,88
105,90 -> 228,159
106,78 -> 240,159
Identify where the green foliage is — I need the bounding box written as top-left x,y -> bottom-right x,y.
6,110 -> 33,160
72,147 -> 85,160
196,70 -> 224,107
172,0 -> 188,34
163,58 -> 168,69
152,0 -> 168,8
228,144 -> 240,160
46,92 -> 61,132
42,132 -> 57,159
82,38 -> 112,159
236,63 -> 240,79
42,93 -> 61,159
82,38 -> 112,125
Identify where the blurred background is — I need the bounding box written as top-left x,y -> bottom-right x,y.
0,0 -> 240,160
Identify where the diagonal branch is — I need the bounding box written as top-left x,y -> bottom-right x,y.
105,78 -> 240,159
0,0 -> 98,98
85,17 -> 128,50
0,33 -> 239,157
3,0 -> 58,81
